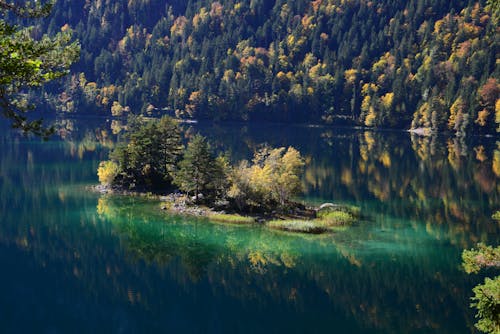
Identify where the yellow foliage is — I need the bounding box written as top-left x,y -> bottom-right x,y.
414,102 -> 431,129
222,69 -> 235,82
341,169 -> 352,186
111,101 -> 124,116
303,52 -> 317,67
276,71 -> 287,82
192,8 -> 208,29
344,69 -> 358,84
475,109 -> 490,127
278,55 -> 289,68
434,19 -> 445,33
301,15 -> 315,30
474,145 -> 488,162
495,99 -> 500,132
361,95 -> 371,113
97,160 -> 119,185
449,97 -> 465,129
379,151 -> 391,168
380,92 -> 394,109
248,251 -> 268,270
361,83 -> 378,95
364,106 -> 376,126
170,16 -> 188,37
233,2 -> 243,13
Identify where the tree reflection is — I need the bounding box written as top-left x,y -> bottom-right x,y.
1,118 -> 498,333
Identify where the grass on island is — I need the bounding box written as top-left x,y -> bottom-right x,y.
317,210 -> 356,226
267,220 -> 328,234
267,209 -> 357,234
207,213 -> 256,224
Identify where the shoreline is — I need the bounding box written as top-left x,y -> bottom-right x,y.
91,184 -> 360,234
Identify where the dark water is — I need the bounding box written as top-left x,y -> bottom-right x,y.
0,117 -> 498,333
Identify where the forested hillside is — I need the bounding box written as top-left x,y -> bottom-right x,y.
38,0 -> 499,134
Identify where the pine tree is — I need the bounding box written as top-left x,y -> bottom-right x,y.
0,0 -> 79,136
174,134 -> 218,202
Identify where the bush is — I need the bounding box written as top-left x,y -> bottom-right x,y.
462,243 -> 500,333
97,160 -> 119,186
471,276 -> 500,334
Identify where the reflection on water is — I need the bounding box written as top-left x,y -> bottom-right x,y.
0,118 -> 498,333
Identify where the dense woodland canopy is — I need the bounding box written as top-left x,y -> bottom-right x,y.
28,0 -> 500,135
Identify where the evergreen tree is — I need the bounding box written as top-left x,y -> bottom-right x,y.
0,0 -> 79,136
174,134 -> 220,202
107,115 -> 183,190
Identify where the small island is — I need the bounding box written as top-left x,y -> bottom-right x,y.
97,115 -> 359,234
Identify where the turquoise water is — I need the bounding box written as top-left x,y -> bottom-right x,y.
0,118 -> 498,333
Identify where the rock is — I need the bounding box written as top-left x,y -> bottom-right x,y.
191,193 -> 204,201
319,203 -> 336,210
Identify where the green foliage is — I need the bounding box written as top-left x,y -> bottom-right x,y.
34,0 -> 499,135
462,244 -> 500,274
318,211 -> 356,227
108,116 -> 183,190
462,243 -> 500,333
174,134 -> 226,202
471,277 -> 500,334
0,1 -> 79,137
267,206 -> 358,234
98,118 -> 305,210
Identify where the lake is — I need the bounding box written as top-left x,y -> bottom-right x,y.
0,117 -> 498,333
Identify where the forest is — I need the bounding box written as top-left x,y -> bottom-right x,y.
23,0 -> 498,135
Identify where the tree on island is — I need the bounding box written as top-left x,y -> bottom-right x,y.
174,134 -> 227,203
97,117 -> 306,213
0,0 -> 79,137
228,146 -> 305,211
98,116 -> 183,191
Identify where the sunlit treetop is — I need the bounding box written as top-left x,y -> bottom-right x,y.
0,0 -> 80,138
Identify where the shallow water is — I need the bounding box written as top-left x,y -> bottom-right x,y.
0,118 -> 498,333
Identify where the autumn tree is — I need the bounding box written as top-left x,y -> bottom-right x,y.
228,146 -> 305,211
